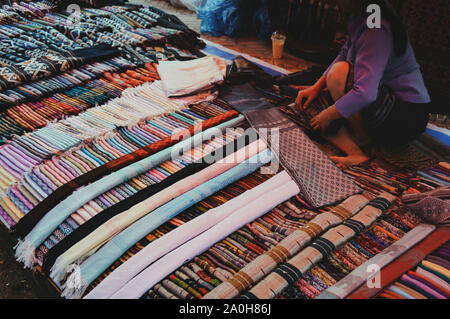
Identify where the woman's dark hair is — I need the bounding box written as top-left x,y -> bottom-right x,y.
358,0 -> 408,56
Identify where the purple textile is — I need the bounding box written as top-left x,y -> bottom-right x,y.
402,274 -> 447,299
0,206 -> 15,227
426,256 -> 450,270
407,272 -> 450,298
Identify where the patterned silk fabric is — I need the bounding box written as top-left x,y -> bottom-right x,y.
13,108 -> 240,268
30,121 -> 241,267
245,107 -> 361,208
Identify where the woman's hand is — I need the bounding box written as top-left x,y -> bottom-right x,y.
310,105 -> 342,131
295,86 -> 321,110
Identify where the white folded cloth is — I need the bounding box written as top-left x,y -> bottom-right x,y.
157,56 -> 227,97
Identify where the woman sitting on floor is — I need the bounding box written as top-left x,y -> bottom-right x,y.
296,0 -> 431,169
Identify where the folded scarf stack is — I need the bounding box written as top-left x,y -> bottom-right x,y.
379,241 -> 450,299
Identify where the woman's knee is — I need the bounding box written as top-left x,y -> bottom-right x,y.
326,61 -> 350,101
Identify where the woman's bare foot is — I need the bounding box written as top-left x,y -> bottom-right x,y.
330,154 -> 370,170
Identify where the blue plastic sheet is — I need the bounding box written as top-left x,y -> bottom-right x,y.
197,0 -> 250,38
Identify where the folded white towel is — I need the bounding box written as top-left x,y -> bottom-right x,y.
157,55 -> 227,97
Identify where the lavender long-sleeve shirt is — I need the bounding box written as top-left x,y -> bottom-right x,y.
325,13 -> 431,118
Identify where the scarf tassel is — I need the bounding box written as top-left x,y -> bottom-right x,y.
14,239 -> 35,269
60,265 -> 89,299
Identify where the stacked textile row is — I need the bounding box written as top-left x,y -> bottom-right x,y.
0,0 -> 206,153
0,79 -> 217,199
0,56 -> 128,110
38,123 -> 248,272
0,61 -> 158,142
40,127 -> 274,298
0,2 -> 448,301
0,1 -> 203,102
378,241 -> 449,299
0,0 -> 211,199
3,99 -> 235,226
33,105 -> 237,268
78,161 -> 448,299
416,164 -> 450,190
1,102 -> 234,244
344,163 -> 419,196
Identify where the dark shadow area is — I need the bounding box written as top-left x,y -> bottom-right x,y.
0,226 -> 59,299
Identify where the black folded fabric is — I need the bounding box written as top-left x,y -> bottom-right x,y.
226,55 -> 273,88
144,5 -> 199,36
71,44 -> 120,63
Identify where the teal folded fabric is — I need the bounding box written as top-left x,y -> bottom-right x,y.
387,285 -> 415,299
14,115 -> 245,269
61,149 -> 273,299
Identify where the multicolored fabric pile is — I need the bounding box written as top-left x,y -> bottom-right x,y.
0,1 -> 205,110
378,241 -> 449,299
73,162 -> 447,299
0,1 -> 448,301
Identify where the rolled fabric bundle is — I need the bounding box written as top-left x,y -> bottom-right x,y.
109,174 -> 300,299
402,186 -> 450,204
14,115 -> 244,269
60,148 -> 273,299
85,171 -> 292,299
203,193 -> 371,299
317,223 -> 437,299
50,138 -> 267,283
243,193 -> 396,299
